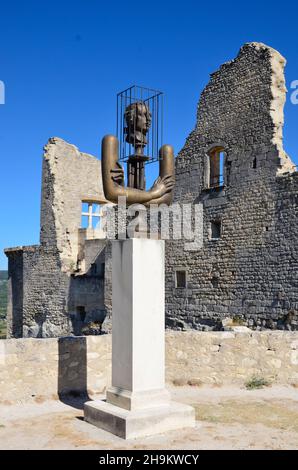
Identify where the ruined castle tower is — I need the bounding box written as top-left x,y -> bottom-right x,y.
166,42 -> 298,330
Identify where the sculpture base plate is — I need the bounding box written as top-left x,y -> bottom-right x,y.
106,387 -> 171,411
84,400 -> 196,440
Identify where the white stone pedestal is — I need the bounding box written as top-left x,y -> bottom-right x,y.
84,238 -> 195,439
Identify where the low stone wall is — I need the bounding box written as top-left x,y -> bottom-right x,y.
1,331 -> 298,402
0,336 -> 111,403
165,330 -> 298,386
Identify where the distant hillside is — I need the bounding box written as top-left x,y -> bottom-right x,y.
0,271 -> 8,319
0,271 -> 7,338
0,270 -> 8,281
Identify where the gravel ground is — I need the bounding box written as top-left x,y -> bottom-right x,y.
0,385 -> 298,450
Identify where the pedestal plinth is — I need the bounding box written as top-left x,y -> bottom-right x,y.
84,238 -> 195,439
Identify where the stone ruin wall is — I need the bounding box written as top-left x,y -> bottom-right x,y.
40,137 -> 106,270
4,42 -> 298,337
165,43 -> 298,331
5,139 -> 111,338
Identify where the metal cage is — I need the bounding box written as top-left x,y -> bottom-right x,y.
116,85 -> 164,165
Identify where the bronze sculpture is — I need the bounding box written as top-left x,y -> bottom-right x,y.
101,100 -> 175,206
124,101 -> 151,150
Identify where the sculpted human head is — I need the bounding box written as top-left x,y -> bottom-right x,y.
124,101 -> 152,148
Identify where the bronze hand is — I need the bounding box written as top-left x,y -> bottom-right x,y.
110,162 -> 124,186
101,135 -> 175,206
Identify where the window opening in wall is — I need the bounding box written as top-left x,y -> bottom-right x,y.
81,202 -> 104,229
99,262 -> 105,278
76,306 -> 86,322
91,263 -> 97,275
208,147 -> 226,188
211,220 -> 221,240
252,157 -> 257,169
175,270 -> 187,288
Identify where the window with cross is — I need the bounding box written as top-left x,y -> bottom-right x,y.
81,202 -> 104,229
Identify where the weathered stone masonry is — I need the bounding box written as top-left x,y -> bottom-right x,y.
5,138 -> 111,338
1,331 -> 298,402
165,43 -> 298,330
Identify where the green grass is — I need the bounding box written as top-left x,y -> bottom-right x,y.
193,399 -> 298,432
245,376 -> 270,390
0,319 -> 6,339
0,318 -> 6,338
232,315 -> 244,326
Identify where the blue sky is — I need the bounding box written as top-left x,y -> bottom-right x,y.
0,0 -> 297,269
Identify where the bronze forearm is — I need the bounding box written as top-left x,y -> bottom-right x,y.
101,135 -> 175,206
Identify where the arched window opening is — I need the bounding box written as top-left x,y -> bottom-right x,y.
208,147 -> 226,188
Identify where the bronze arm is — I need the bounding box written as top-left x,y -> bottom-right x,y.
145,144 -> 175,206
101,135 -> 174,206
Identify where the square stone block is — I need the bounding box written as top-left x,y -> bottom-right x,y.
84,399 -> 196,440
